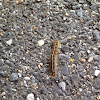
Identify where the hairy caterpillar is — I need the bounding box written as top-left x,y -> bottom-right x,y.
49,41 -> 60,77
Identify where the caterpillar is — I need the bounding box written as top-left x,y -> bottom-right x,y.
49,41 -> 60,77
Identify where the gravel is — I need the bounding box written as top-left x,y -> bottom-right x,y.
0,0 -> 100,99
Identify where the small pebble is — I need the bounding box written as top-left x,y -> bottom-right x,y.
58,82 -> 66,91
98,8 -> 100,13
24,77 -> 30,81
79,88 -> 82,92
6,39 -> 12,45
94,70 -> 100,77
62,66 -> 69,76
10,73 -> 18,82
80,58 -> 86,63
37,0 -> 41,2
34,32 -> 38,35
71,74 -> 79,85
27,93 -> 34,100
74,30 -> 77,32
16,0 -> 23,4
67,36 -> 72,40
40,88 -> 47,95
94,79 -> 100,89
38,65 -> 41,69
97,95 -> 100,100
77,8 -> 83,17
88,57 -> 93,62
77,92 -> 81,95
37,97 -> 40,100
65,13 -> 69,16
94,30 -> 100,40
3,96 -> 6,99
1,92 -> 6,96
46,0 -> 50,5
24,80 -> 28,87
38,40 -> 44,46
3,0 -> 7,6
18,73 -> 22,77
87,50 -> 90,53
93,47 -> 98,51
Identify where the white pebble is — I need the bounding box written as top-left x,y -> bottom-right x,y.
1,92 -> 6,96
79,88 -> 82,92
18,73 -> 22,77
88,57 -> 93,62
39,63 -> 43,66
22,66 -> 28,70
24,80 -> 28,87
6,39 -> 12,45
37,97 -> 40,100
87,50 -> 90,53
27,93 -> 34,100
74,29 -> 77,32
95,70 -> 100,76
0,3 -> 2,6
38,40 -> 44,46
24,77 -> 30,81
58,82 -> 66,91
93,47 -> 98,50
23,57 -> 25,60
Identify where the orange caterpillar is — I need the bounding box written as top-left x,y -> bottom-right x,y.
49,41 -> 60,77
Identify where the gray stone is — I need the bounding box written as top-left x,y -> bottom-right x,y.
90,4 -> 97,10
0,59 -> 4,66
60,38 -> 67,44
79,0 -> 85,3
77,8 -> 83,17
94,55 -> 100,61
61,46 -> 68,53
92,11 -> 99,16
53,83 -> 63,95
26,25 -> 32,32
81,96 -> 94,100
76,4 -> 82,9
80,72 -> 86,78
59,54 -> 70,61
0,71 -> 7,77
40,95 -> 48,100
62,66 -> 69,76
46,0 -> 50,5
93,30 -> 100,40
35,21 -> 40,27
54,16 -> 62,22
98,8 -> 100,13
36,4 -> 41,9
83,4 -> 88,10
41,58 -> 47,64
0,42 -> 3,49
58,82 -> 66,91
10,73 -> 18,82
41,68 -> 47,73
40,88 -> 47,95
65,96 -> 72,100
70,74 -> 79,85
94,79 -> 100,89
5,60 -> 13,67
